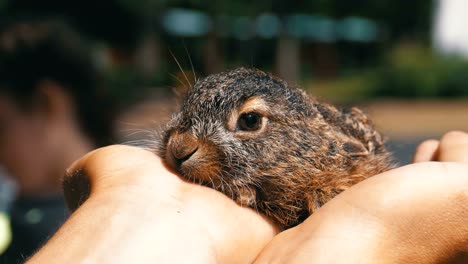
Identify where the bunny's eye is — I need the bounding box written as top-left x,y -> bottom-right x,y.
237,112 -> 262,131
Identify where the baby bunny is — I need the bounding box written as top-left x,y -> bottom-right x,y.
158,67 -> 394,230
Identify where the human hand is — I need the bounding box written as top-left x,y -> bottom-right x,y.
255,131 -> 468,264
28,132 -> 468,264
27,145 -> 278,264
413,131 -> 468,163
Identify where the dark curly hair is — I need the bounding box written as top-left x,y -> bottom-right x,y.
0,18 -> 116,147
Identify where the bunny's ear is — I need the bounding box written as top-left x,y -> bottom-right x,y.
340,107 -> 385,154
316,103 -> 385,154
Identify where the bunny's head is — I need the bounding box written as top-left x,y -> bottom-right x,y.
158,68 -> 391,228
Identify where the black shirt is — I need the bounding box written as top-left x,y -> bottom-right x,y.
0,195 -> 69,264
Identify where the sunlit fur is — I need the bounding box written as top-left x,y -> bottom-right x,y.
157,68 -> 395,230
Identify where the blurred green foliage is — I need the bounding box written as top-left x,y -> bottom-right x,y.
373,43 -> 468,98
4,0 -> 466,102
309,43 -> 468,102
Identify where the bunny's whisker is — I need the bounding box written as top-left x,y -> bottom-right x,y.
169,73 -> 188,90
156,67 -> 394,230
182,41 -> 197,83
169,49 -> 192,87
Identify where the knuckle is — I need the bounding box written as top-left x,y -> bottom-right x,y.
439,131 -> 468,149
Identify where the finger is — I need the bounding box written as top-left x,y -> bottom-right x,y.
66,145 -> 161,178
438,131 -> 468,163
412,139 -> 440,163
63,145 -> 170,211
62,147 -> 103,212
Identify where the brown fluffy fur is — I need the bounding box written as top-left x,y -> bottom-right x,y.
157,68 -> 395,230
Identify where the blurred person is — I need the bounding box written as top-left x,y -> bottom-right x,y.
0,19 -> 116,262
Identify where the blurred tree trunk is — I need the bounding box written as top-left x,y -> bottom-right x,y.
276,35 -> 300,83
133,32 -> 162,80
203,31 -> 224,74
310,43 -> 338,79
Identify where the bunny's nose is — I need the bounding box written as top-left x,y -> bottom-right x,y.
166,133 -> 199,170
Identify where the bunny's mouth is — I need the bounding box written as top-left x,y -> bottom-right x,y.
165,142 -> 224,185
177,156 -> 223,184
164,130 -> 230,185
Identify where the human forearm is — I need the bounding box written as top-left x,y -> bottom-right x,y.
28,192 -> 218,263
28,145 -> 277,264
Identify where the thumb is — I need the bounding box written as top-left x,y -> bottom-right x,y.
437,131 -> 468,163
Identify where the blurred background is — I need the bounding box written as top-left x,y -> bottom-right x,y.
1,0 -> 466,161
0,0 -> 468,261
